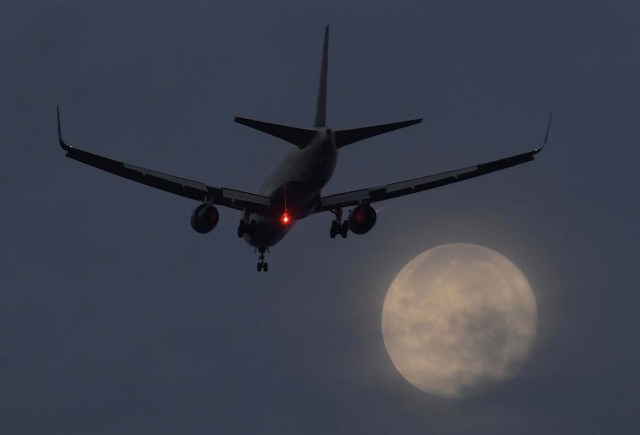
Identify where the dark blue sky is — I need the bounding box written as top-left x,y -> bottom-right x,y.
1,0 -> 639,433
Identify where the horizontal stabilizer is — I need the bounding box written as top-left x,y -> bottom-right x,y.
335,118 -> 422,149
235,117 -> 317,149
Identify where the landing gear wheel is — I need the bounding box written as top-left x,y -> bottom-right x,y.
340,221 -> 349,238
330,220 -> 339,238
330,208 -> 348,240
256,247 -> 268,272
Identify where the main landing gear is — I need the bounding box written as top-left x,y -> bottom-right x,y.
329,207 -> 349,238
256,247 -> 269,272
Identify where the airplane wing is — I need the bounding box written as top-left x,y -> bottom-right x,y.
56,107 -> 271,212
315,113 -> 553,213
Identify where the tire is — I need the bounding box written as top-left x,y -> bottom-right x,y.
330,220 -> 340,238
238,220 -> 248,238
340,221 -> 349,238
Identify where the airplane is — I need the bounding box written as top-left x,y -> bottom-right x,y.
57,26 -> 552,272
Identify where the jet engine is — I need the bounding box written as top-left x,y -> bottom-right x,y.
190,204 -> 219,234
348,204 -> 377,235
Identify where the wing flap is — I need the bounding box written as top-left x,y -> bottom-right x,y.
64,146 -> 210,201
317,149 -> 539,212
221,188 -> 271,208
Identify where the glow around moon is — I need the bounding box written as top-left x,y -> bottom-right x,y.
381,244 -> 537,399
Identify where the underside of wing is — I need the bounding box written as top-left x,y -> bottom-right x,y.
315,149 -> 541,212
315,113 -> 553,213
57,107 -> 271,212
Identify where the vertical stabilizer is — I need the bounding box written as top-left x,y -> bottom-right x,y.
314,26 -> 329,127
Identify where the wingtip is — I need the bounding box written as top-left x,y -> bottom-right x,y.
542,110 -> 554,147
56,106 -> 71,151
535,110 -> 554,153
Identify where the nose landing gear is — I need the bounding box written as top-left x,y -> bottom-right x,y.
256,247 -> 269,272
329,207 -> 349,238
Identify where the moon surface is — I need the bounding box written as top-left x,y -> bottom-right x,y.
381,244 -> 537,398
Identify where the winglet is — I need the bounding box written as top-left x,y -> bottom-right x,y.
536,110 -> 553,153
57,106 -> 71,151
314,25 -> 329,128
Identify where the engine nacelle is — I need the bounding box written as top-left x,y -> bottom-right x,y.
348,204 -> 377,235
190,204 -> 219,234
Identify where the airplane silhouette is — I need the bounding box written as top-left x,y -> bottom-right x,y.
57,26 -> 551,271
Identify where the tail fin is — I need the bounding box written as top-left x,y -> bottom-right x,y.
234,26 -> 330,147
335,118 -> 422,149
314,25 -> 329,127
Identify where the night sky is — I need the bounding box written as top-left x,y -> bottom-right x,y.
2,1 -> 639,433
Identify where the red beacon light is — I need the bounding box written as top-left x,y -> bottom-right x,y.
281,210 -> 291,225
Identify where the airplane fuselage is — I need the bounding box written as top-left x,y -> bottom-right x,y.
242,128 -> 337,248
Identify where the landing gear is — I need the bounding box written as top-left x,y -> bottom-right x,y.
329,208 -> 349,238
256,247 -> 269,272
330,220 -> 348,238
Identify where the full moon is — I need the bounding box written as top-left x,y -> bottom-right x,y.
381,244 -> 537,399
